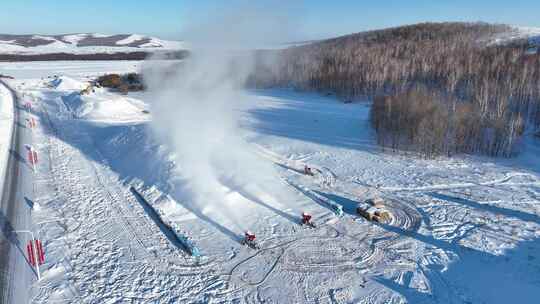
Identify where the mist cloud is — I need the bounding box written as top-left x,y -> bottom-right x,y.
144,1 -> 303,233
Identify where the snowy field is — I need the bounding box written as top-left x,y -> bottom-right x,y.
1,61 -> 539,303
0,81 -> 14,201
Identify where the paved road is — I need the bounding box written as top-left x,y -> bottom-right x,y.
0,80 -> 35,304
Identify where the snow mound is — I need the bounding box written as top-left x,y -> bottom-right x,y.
61,91 -> 147,123
49,76 -> 88,91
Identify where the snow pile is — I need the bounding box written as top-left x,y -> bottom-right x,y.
79,95 -> 146,123
45,76 -> 146,123
61,91 -> 147,123
49,76 -> 88,91
0,82 -> 14,198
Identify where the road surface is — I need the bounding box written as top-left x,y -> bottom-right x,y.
0,80 -> 35,304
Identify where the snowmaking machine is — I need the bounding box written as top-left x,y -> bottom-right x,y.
301,212 -> 316,228
242,231 -> 259,249
304,165 -> 315,176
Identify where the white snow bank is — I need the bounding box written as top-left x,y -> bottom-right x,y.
49,76 -> 88,91
62,91 -> 147,123
0,81 -> 14,199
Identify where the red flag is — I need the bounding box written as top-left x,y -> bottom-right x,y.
27,242 -> 36,266
27,151 -> 33,164
35,240 -> 44,265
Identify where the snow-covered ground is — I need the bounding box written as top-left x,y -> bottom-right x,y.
1,61 -> 539,303
0,81 -> 14,196
0,60 -> 142,79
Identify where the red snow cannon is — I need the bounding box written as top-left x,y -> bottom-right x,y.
242,231 -> 258,249
245,231 -> 256,242
301,212 -> 316,228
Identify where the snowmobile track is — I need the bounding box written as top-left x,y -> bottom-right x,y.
43,96 -> 157,262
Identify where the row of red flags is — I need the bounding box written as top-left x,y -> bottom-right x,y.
26,239 -> 45,266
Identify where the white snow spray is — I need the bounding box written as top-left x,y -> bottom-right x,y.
144,1 -> 304,237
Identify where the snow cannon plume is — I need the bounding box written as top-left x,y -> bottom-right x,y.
143,1 -> 304,234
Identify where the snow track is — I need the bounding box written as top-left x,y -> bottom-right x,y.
383,198 -> 423,231
380,172 -> 540,192
30,91 -> 231,303
253,143 -> 426,277
6,67 -> 538,303
254,144 -> 337,188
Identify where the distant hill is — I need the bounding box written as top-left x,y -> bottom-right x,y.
489,26 -> 540,47
250,22 -> 540,158
0,33 -> 186,55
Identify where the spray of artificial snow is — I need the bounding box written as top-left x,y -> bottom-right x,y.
144,1 -> 303,234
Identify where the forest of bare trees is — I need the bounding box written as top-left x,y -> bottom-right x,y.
371,86 -> 524,157
251,22 -> 540,157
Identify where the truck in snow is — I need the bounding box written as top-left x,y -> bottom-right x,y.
356,198 -> 391,223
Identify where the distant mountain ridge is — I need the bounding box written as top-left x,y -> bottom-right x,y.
489,26 -> 540,47
0,33 -> 186,55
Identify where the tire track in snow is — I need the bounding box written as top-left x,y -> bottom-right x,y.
253,144 -> 337,188
379,172 -> 539,192
36,93 -> 227,302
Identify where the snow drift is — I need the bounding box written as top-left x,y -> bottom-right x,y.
53,76 -> 147,123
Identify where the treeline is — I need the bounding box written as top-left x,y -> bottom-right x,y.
0,50 -> 189,62
371,86 -> 524,157
250,22 -> 540,157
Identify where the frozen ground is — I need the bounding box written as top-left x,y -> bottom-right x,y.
1,61 -> 539,303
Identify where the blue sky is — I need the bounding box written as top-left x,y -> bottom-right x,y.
0,0 -> 538,40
